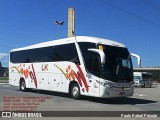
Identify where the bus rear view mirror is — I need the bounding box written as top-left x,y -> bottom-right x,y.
131,53 -> 141,66
88,48 -> 105,64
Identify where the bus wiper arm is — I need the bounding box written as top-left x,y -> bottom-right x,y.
116,64 -> 120,75
127,54 -> 131,63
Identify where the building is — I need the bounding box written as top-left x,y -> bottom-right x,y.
134,67 -> 160,81
0,62 -> 8,77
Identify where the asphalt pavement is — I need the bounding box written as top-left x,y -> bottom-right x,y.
0,83 -> 159,120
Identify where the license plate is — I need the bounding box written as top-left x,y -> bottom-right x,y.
119,92 -> 125,95
134,79 -> 139,82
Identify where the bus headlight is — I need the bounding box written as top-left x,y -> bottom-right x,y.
105,82 -> 113,88
96,80 -> 113,88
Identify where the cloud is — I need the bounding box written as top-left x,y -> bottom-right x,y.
0,53 -> 8,59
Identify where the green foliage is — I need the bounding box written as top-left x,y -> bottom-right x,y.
0,77 -> 8,81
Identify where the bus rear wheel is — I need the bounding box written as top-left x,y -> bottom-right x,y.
20,79 -> 27,92
70,83 -> 81,100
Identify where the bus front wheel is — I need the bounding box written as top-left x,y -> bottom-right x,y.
70,83 -> 81,100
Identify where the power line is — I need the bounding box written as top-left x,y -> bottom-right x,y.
97,0 -> 160,28
0,28 -> 44,43
0,35 -> 33,49
0,29 -> 48,49
0,36 -> 30,46
142,0 -> 160,12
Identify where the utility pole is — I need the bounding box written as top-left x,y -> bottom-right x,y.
68,8 -> 75,37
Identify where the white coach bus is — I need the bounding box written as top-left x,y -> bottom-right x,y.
134,72 -> 153,87
9,36 -> 134,99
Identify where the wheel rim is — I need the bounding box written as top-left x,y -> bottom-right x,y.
21,82 -> 25,90
72,86 -> 79,97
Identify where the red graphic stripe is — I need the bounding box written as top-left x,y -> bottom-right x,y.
71,70 -> 82,87
31,64 -> 37,88
76,64 -> 89,92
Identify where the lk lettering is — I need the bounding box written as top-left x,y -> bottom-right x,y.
42,64 -> 48,71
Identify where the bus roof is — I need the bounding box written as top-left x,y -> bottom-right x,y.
11,36 -> 126,52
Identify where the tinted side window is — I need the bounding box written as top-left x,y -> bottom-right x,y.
52,44 -> 80,64
78,42 -> 100,77
10,47 -> 54,63
10,43 -> 80,64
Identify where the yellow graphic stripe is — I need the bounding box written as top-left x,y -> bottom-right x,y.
11,66 -> 20,74
54,64 -> 69,79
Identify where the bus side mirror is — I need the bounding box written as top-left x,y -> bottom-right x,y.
88,48 -> 105,64
131,53 -> 141,66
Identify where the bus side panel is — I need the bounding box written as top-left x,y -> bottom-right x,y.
9,62 -> 15,86
61,75 -> 67,93
48,73 -> 62,92
10,62 -> 100,97
53,62 -> 89,96
9,63 -> 36,89
9,63 -> 20,87
9,72 -> 15,86
87,75 -> 100,97
37,73 -> 48,90
14,73 -> 20,87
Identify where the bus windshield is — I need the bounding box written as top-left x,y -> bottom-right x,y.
101,45 -> 133,82
142,73 -> 152,80
79,42 -> 133,83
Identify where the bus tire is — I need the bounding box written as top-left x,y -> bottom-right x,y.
20,79 -> 27,92
70,83 -> 81,100
149,84 -> 152,88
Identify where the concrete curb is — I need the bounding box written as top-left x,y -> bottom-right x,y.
0,83 -> 9,85
0,80 -> 9,84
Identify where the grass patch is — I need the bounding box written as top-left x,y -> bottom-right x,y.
0,77 -> 9,80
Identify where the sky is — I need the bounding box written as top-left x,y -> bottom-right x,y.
0,0 -> 160,67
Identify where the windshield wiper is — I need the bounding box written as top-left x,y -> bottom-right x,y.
127,54 -> 131,63
116,64 -> 120,75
